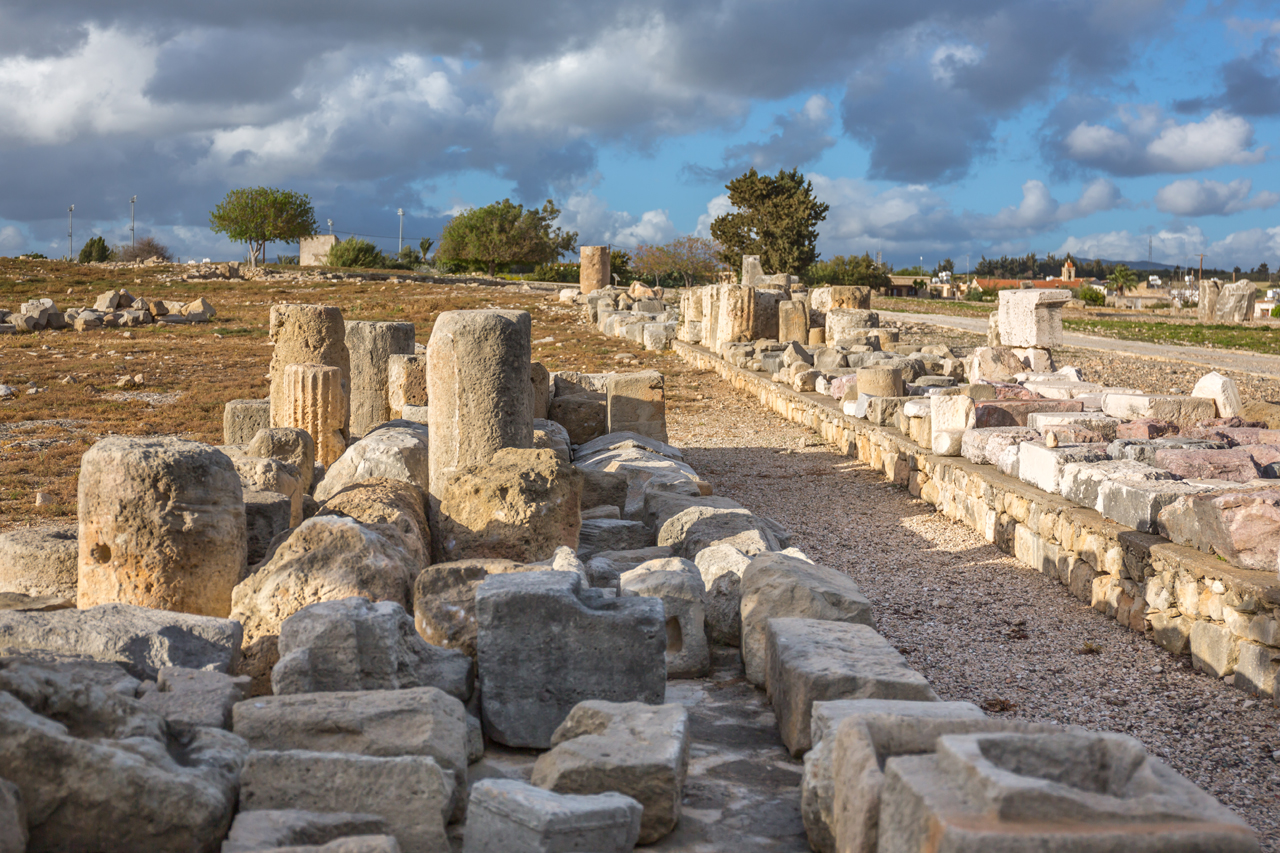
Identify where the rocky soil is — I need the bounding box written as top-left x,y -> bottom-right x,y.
666,364 -> 1280,852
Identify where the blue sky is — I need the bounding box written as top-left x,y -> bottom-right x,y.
0,0 -> 1276,272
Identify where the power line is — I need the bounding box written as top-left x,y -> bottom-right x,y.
328,227 -> 433,243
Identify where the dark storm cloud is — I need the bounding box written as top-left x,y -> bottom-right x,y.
1175,44 -> 1280,117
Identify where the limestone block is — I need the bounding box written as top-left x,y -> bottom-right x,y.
240,750 -> 454,853
584,547 -> 674,590
854,366 -> 902,398
314,425 -> 430,503
1190,371 -> 1243,419
345,320 -> 415,438
695,544 -> 751,646
549,392 -> 608,445
620,564 -> 709,678
765,619 -> 937,757
879,731 -> 1254,853
974,399 -> 1085,428
1191,620 -> 1240,677
427,309 -> 534,491
226,450 -> 306,527
829,286 -> 871,310
387,353 -> 429,421
271,597 -> 472,700
1059,459 -> 1178,511
276,363 -> 350,469
269,304 -> 351,442
463,779 -> 642,853
222,810 -> 392,853
779,299 -> 809,343
249,427 -> 317,494
578,518 -> 653,558
1100,479 -> 1220,533
0,523 -> 77,599
1026,411 -> 1121,440
1213,280 -> 1256,323
0,661 -> 246,853
715,284 -> 756,350
739,552 -> 874,687
606,370 -> 666,443
0,602 -> 241,680
531,701 -> 689,845
137,665 -> 249,733
967,346 -> 1026,383
997,288 -> 1069,348
579,246 -> 610,294
642,321 -> 675,351
1153,447 -> 1261,482
476,571 -> 666,748
930,396 -> 974,456
1017,441 -> 1110,494
230,515 -> 417,693
314,477 -> 431,574
657,505 -> 784,559
1102,393 -> 1217,428
1157,488 -> 1280,571
225,398 -> 272,446
960,427 -> 1039,466
432,448 -> 582,564
78,437 -> 246,617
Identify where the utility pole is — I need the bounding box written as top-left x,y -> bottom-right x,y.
68,205 -> 74,259
398,209 -> 404,253
130,196 -> 136,248
327,219 -> 333,235
1199,253 -> 1206,281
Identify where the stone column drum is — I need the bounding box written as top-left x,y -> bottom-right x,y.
345,320 -> 416,438
856,366 -> 903,398
277,363 -> 350,468
580,247 -> 610,294
78,437 -> 246,618
269,304 -> 350,439
427,310 -> 534,491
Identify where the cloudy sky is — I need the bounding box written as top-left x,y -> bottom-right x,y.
0,0 -> 1277,271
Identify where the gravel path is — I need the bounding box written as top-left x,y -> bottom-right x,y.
665,365 -> 1280,851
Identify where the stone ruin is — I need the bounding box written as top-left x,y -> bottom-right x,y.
0,288 -> 217,333
0,281 -> 1267,851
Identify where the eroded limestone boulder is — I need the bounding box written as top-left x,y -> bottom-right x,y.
315,478 -> 431,575
463,779 -> 642,853
314,425 -> 430,503
620,562 -> 709,678
0,523 -> 77,599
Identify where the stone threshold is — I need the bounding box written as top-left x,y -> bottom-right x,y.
674,340 -> 1280,701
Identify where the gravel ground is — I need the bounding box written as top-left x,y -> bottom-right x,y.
666,365 -> 1280,851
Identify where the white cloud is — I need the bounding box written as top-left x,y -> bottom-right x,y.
929,43 -> 983,85
1154,178 -> 1280,216
556,192 -> 676,248
1058,224 -> 1280,269
1061,108 -> 1266,175
694,194 -> 733,238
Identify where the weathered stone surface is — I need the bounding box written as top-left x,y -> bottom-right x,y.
314,425 -> 431,503
765,619 -> 937,757
606,371 -> 667,443
0,777 -> 25,853
778,299 -> 809,344
432,448 -> 582,564
0,523 -> 77,599
1158,488 -> 1280,570
584,547 -> 674,590
1059,459 -> 1179,510
78,437 -> 246,617
271,597 -> 472,700
225,398 -> 272,446
739,552 -> 874,687
222,810 -> 392,853
1017,441 -> 1111,494
579,246 -> 610,293
388,353 -> 429,421
1241,400 -> 1280,429
240,750 -> 453,853
226,449 -> 306,527
997,289 -> 1069,348
930,395 -> 974,456
968,347 -> 1027,384
1153,446 -> 1261,482
960,427 -> 1039,466
531,701 -> 690,845
269,303 -> 350,407
1213,280 -> 1256,324
411,557 -> 524,658
1192,371 -> 1243,419
657,506 -> 784,559
230,516 -> 416,694
1117,418 -> 1181,439
621,563 -> 709,678
345,320 -> 415,438
1102,393 -> 1217,428
548,392 -> 607,446
879,731 -> 1255,853
974,399 -> 1084,428
0,658 -> 246,852
694,544 -> 751,647
578,518 -> 653,557
276,363 -> 350,469
0,593 -> 73,613
427,309 -> 534,491
315,477 -> 430,573
248,427 -> 317,495
463,779 -> 643,853
138,665 -> 249,732
1097,479 -> 1213,533
533,417 -> 572,464
477,571 -> 666,748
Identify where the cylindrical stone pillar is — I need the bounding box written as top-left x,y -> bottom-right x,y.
78,437 -> 246,617
579,246 -> 610,294
269,304 -> 350,439
278,363 -> 349,468
427,310 -> 534,490
856,366 -> 904,398
345,320 -> 416,438
388,354 -> 429,420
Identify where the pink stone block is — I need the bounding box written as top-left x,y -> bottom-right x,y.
1151,447 -> 1261,483
1116,419 -> 1179,440
973,400 -> 1084,428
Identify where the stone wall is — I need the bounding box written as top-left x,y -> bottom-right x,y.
674,341 -> 1280,701
300,235 -> 338,266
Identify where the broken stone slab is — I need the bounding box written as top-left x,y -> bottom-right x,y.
575,431 -> 684,463
245,489 -> 294,571
226,398 -> 273,447
656,506 -> 785,560
345,320 -> 416,439
960,427 -> 1040,466
1108,436 -> 1229,464
973,399 -> 1083,428
1192,371 -> 1243,419
929,395 -> 974,456
879,731 -> 1257,853
0,602 -> 241,680
1017,441 -> 1111,494
1097,479 -> 1216,533
530,700 -> 690,845
225,449 -> 306,527
222,809 -> 392,853
477,571 -> 666,748
78,436 -> 247,618
0,522 -> 77,599
272,597 -> 472,700
0,659 -> 247,852
388,353 -> 429,420
548,391 -> 607,446
463,779 -> 643,853
1157,487 -> 1280,571
739,552 -> 875,687
1026,411 -> 1121,441
764,619 -> 937,757
1059,459 -> 1180,511
432,448 -> 583,564
534,418 -> 572,464
694,544 -> 751,646
314,478 -> 431,575
642,491 -> 740,532
584,547 -> 674,590
1102,393 -> 1218,428
240,750 -> 454,853
248,427 -> 318,495
620,562 -> 709,678
313,425 -> 430,503
577,518 -> 654,558
139,665 -> 250,732
412,557 -> 519,657
606,371 -> 667,444
1153,446 -> 1261,482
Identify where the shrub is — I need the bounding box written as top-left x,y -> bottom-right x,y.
528,262 -> 582,283
1080,287 -> 1105,306
1270,305 -> 1280,318
78,236 -> 112,263
326,237 -> 388,269
276,254 -> 299,265
610,249 -> 633,286
118,236 -> 173,263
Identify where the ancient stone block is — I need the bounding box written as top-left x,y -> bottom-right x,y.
314,424 -> 430,503
1059,459 -> 1178,510
314,476 -> 430,573
1213,281 -> 1256,324
269,304 -> 351,441
967,346 -> 1026,383
1102,393 -> 1217,428
239,750 -> 454,853
345,320 -> 416,438
579,246 -> 610,294
1191,620 -> 1240,677
997,289 -> 1070,348
779,299 -> 809,343
1158,488 -> 1280,571
138,665 -> 249,733
222,810 -> 392,853
739,552 -> 874,687
1098,479 -> 1214,533
930,395 -> 974,456
694,544 -> 751,647
578,518 -> 653,557
226,450 -> 305,527
275,363 -> 350,469
765,619 -> 937,756
531,700 -> 689,845
249,427 -> 317,494
854,366 -> 902,398
225,398 -> 272,445
1153,447 -> 1261,482
0,523 -> 77,599
974,399 -> 1084,428
620,562 -> 709,678
549,391 -> 608,445
476,571 -> 666,748
657,505 -> 784,559
606,370 -> 667,443
427,309 -> 534,490
1017,441 -> 1110,494
714,284 -> 756,351
78,437 -> 246,617
463,779 -> 642,853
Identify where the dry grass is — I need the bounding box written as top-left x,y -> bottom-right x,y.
0,258 -> 689,532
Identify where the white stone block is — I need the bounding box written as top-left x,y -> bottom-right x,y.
997,289 -> 1070,348
1026,411 -> 1121,440
1191,371 -> 1243,419
1017,442 -> 1109,494
930,396 -> 974,456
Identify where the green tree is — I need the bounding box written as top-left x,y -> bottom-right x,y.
610,249 -> 633,286
418,237 -> 434,259
78,236 -> 111,263
436,199 -> 577,277
806,253 -> 891,289
632,236 -> 724,288
208,187 -> 317,267
1109,264 -> 1136,296
710,168 -> 829,278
